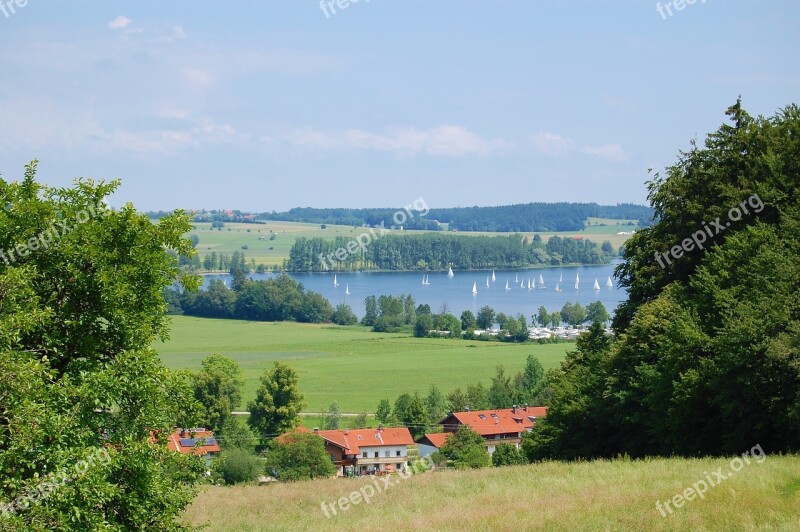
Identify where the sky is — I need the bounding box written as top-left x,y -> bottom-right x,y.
0,1 -> 798,212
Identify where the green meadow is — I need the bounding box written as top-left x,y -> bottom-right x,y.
187,219 -> 638,268
185,454 -> 800,530
155,316 -> 572,414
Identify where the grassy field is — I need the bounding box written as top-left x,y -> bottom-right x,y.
187,219 -> 639,268
184,455 -> 800,530
155,316 -> 572,413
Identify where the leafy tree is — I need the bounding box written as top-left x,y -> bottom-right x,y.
414,313 -> 433,337
476,305 -> 495,329
263,431 -> 336,481
416,303 -> 432,315
460,310 -> 477,331
219,416 -> 258,452
298,291 -> 333,323
215,448 -> 262,485
537,306 -> 550,327
247,362 -> 305,448
465,383 -> 490,410
425,384 -> 448,423
496,312 -> 509,330
375,399 -> 392,424
322,401 -> 341,430
549,311 -> 561,328
193,354 -> 245,434
522,355 -> 545,399
350,412 -> 369,429
446,387 -> 467,413
393,393 -> 413,423
361,295 -> 378,326
488,365 -> 514,408
0,162 -> 205,529
492,444 -> 527,466
440,426 -> 490,469
331,303 -> 358,325
586,301 -> 610,325
432,313 -> 462,335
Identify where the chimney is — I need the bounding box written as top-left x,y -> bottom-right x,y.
378,424 -> 384,432
512,405 -> 518,414
525,403 -> 529,413
313,427 -> 319,434
465,406 -> 470,412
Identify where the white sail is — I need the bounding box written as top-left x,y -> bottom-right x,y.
575,273 -> 580,291
345,283 -> 350,295
554,282 -> 562,292
447,267 -> 454,278
559,272 -> 563,283
527,279 -> 531,289
606,276 -> 613,288
491,270 -> 496,282
515,273 -> 519,283
472,282 -> 478,294
505,279 -> 510,290
333,274 -> 338,287
538,274 -> 545,287
593,278 -> 600,290
422,275 -> 426,285
486,277 -> 490,288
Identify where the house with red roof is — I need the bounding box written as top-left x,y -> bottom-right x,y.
416,432 -> 451,457
298,425 -> 414,477
438,405 -> 547,455
166,428 -> 221,470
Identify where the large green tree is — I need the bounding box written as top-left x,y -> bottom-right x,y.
193,354 -> 245,434
247,362 -> 305,447
0,162 -> 205,529
263,432 -> 336,481
440,426 -> 490,469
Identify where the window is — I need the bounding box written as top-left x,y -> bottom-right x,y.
490,413 -> 499,420
374,451 -> 379,458
396,450 -> 401,457
478,414 -> 487,419
362,452 -> 367,458
384,451 -> 389,457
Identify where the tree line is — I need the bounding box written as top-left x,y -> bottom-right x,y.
261,202 -> 653,232
288,232 -> 615,272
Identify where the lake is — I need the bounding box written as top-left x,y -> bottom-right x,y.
202,262 -> 627,320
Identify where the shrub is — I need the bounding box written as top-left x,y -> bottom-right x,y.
215,449 -> 263,485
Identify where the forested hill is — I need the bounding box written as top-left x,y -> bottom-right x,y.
258,202 -> 653,232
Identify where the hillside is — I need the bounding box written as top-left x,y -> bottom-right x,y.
184,455 -> 800,530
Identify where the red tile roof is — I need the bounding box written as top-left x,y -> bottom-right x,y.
440,407 -> 547,436
419,432 -> 451,448
314,428 -> 414,456
166,428 -> 221,455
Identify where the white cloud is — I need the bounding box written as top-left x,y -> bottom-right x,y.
529,132 -> 575,156
181,66 -> 217,89
581,144 -> 629,163
108,16 -> 132,30
267,125 -> 509,157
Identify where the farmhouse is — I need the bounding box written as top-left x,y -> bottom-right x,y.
416,432 -> 451,457
438,405 -> 547,454
303,426 -> 414,477
166,428 -> 221,469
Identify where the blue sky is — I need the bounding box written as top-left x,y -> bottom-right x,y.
0,1 -> 797,211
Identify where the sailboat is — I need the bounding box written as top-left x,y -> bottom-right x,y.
472,282 -> 478,295
447,266 -> 454,278
575,273 -> 580,291
527,278 -> 532,290
345,283 -> 350,295
333,274 -> 339,287
505,279 -> 510,291
422,275 -> 426,285
515,273 -> 519,283
538,274 -> 546,288
491,270 -> 496,282
606,276 -> 613,288
486,277 -> 490,288
593,278 -> 600,290
554,281 -> 562,292
559,272 -> 563,283
520,279 -> 525,288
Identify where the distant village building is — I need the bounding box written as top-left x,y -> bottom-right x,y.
437,406 -> 547,455
166,428 -> 221,469
296,426 -> 414,477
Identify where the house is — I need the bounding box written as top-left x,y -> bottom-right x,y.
166,428 -> 221,469
438,405 -> 547,455
416,432 -> 451,457
302,426 -> 414,477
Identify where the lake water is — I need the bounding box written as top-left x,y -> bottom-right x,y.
202,262 -> 627,320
